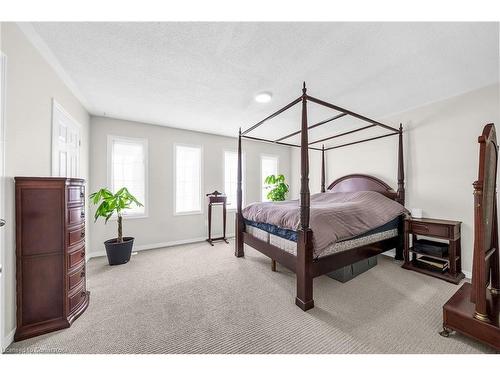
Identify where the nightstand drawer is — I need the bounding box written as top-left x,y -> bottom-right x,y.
410,221 -> 449,238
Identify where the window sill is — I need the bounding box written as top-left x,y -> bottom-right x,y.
174,210 -> 204,216
108,214 -> 149,221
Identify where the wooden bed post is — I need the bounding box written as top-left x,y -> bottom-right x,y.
296,82 -> 314,311
321,144 -> 326,193
235,128 -> 244,257
397,123 -> 405,206
394,123 -> 405,260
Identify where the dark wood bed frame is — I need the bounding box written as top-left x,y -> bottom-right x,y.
235,83 -> 405,311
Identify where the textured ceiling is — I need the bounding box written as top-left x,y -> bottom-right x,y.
31,22 -> 499,140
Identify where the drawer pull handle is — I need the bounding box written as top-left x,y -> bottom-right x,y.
80,191 -> 84,198
80,271 -> 85,277
81,231 -> 85,238
81,291 -> 86,297
80,251 -> 85,258
80,211 -> 85,218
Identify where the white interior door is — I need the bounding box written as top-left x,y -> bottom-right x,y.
0,51 -> 7,352
52,99 -> 81,177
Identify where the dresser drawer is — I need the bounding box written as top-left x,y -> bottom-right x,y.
67,185 -> 85,206
68,284 -> 86,313
68,264 -> 86,291
68,225 -> 85,247
68,246 -> 85,269
68,206 -> 85,227
410,221 -> 449,238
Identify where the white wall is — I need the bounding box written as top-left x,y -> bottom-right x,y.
89,116 -> 292,256
291,84 -> 500,276
0,22 -> 90,347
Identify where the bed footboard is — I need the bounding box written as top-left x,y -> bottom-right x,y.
242,231 -> 297,272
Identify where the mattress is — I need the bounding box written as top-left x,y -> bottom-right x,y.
245,217 -> 399,259
242,191 -> 406,252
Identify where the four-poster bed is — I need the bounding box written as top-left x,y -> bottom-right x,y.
235,83 -> 406,311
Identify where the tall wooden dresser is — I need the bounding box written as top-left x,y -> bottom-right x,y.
14,177 -> 90,341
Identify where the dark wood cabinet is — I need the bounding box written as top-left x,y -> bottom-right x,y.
14,177 -> 90,341
402,217 -> 464,284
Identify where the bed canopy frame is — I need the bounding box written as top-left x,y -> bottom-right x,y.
235,83 -> 405,311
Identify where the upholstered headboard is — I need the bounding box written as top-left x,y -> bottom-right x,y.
327,174 -> 398,201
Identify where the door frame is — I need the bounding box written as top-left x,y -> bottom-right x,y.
0,51 -> 7,352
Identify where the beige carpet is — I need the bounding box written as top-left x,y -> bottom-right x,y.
7,240 -> 494,354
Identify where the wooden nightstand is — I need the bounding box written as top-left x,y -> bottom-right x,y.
402,217 -> 465,284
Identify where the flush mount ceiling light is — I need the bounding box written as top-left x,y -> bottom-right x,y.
254,92 -> 272,103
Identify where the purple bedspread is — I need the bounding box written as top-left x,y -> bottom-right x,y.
242,191 -> 407,251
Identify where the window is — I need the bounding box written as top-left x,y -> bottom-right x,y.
261,155 -> 279,201
175,144 -> 202,214
108,136 -> 147,217
224,151 -> 245,210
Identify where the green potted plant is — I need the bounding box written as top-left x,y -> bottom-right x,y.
264,174 -> 289,201
90,187 -> 143,266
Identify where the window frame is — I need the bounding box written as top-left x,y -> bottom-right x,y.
107,134 -> 149,220
223,150 -> 246,211
260,154 -> 279,202
173,143 -> 204,216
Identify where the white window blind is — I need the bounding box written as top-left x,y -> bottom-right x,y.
224,151 -> 244,210
109,136 -> 147,216
261,155 -> 279,202
175,145 -> 202,214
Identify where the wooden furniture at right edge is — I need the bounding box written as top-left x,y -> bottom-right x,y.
15,177 -> 90,341
440,123 -> 500,351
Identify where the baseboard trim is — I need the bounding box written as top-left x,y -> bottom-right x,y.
380,250 -> 472,280
2,328 -> 15,352
87,234 -> 235,260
